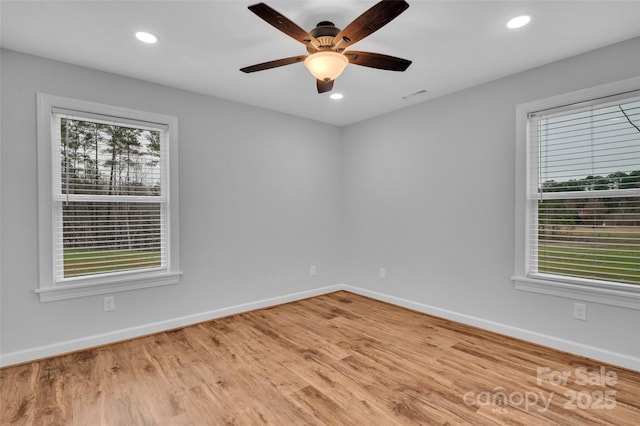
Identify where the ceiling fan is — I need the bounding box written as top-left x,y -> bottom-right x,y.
240,1 -> 412,94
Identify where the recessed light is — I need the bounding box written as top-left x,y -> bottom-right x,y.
507,15 -> 531,29
330,93 -> 343,100
135,31 -> 158,44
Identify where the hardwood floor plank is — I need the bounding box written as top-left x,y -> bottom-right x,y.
1,291 -> 638,425
0,363 -> 39,425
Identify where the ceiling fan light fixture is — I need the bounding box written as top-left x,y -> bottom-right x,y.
304,51 -> 349,81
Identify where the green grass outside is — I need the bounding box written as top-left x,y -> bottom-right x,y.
64,249 -> 161,277
538,228 -> 640,284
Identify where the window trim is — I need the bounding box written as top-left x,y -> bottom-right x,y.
513,77 -> 640,310
36,93 -> 181,302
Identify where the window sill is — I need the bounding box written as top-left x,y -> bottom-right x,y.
36,271 -> 183,302
512,275 -> 640,309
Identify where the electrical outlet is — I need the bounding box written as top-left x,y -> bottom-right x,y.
379,268 -> 386,279
573,302 -> 586,320
310,265 -> 316,276
104,296 -> 115,312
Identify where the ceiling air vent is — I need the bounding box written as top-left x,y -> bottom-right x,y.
402,89 -> 427,100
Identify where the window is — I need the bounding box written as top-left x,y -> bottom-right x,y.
514,78 -> 640,309
530,96 -> 640,284
37,94 -> 181,301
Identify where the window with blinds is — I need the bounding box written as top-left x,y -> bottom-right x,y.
527,94 -> 640,286
52,112 -> 168,281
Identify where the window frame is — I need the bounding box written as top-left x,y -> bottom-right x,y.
36,93 -> 181,302
513,77 -> 640,310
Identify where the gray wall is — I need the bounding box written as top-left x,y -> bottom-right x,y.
342,36 -> 640,366
2,37 -> 640,368
0,49 -> 344,361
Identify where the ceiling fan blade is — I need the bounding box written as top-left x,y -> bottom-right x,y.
240,55 -> 307,73
333,0 -> 409,48
317,79 -> 334,94
344,51 -> 411,71
248,3 -> 320,48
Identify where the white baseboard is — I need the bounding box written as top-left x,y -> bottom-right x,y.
342,285 -> 640,372
0,284 -> 343,368
2,283 -> 638,372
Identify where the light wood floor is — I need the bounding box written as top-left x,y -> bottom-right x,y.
1,291 -> 639,425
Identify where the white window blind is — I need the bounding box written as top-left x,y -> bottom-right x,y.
527,94 -> 640,286
52,112 -> 168,281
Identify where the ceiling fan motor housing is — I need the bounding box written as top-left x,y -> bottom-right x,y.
307,21 -> 341,53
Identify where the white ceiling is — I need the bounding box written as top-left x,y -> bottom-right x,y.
2,0 -> 640,126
